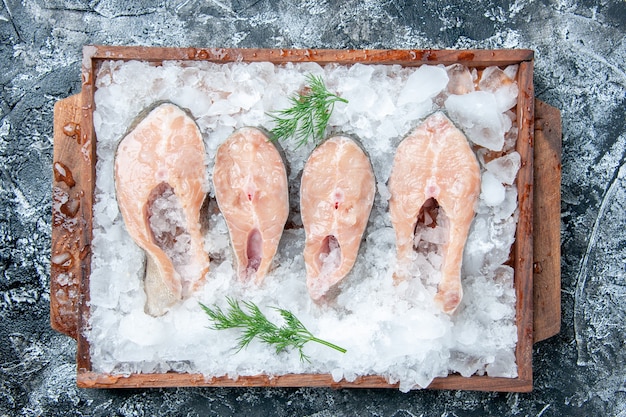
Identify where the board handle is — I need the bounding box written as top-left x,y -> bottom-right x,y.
533,99 -> 562,343
51,94 -> 87,340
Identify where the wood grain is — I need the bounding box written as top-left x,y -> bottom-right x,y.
532,99 -> 562,342
76,371 -> 533,392
512,59 -> 534,389
83,45 -> 533,67
51,94 -> 85,340
49,47 -> 558,391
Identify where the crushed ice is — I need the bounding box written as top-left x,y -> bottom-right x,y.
147,183 -> 193,279
89,60 -> 521,391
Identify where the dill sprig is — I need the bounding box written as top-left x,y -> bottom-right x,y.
199,298 -> 346,362
268,73 -> 348,147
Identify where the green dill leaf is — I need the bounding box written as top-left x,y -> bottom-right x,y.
199,299 -> 347,362
268,73 -> 348,147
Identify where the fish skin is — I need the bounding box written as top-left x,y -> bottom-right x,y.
301,135 -> 376,301
388,112 -> 481,314
212,127 -> 289,284
115,102 -> 210,316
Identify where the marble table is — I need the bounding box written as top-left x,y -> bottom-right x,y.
1,1 -> 624,415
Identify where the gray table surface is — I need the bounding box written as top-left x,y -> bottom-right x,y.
1,1 -> 625,416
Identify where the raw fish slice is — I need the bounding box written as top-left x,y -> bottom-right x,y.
301,136 -> 376,301
388,112 -> 481,313
213,127 -> 289,283
115,102 -> 210,316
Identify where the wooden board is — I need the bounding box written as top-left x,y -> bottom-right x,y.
51,93 -> 94,371
533,100 -> 562,342
50,47 -> 560,391
51,94 -> 87,340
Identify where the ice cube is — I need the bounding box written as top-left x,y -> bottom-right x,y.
331,368 -> 344,382
118,309 -> 168,346
485,152 -> 521,185
463,216 -> 494,275
486,349 -> 517,377
171,86 -> 213,117
450,352 -> 484,378
373,119 -> 397,149
228,82 -> 262,110
480,171 -> 506,206
503,64 -> 519,80
456,321 -> 479,346
370,90 -> 396,119
239,105 -> 265,127
89,267 -> 120,309
397,65 -> 449,106
444,91 -> 507,151
343,84 -> 378,114
493,186 -> 519,220
445,63 -> 475,95
377,181 -> 391,201
207,99 -> 240,116
482,219 -> 517,273
485,301 -> 512,320
348,63 -> 375,80
479,66 -> 519,112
